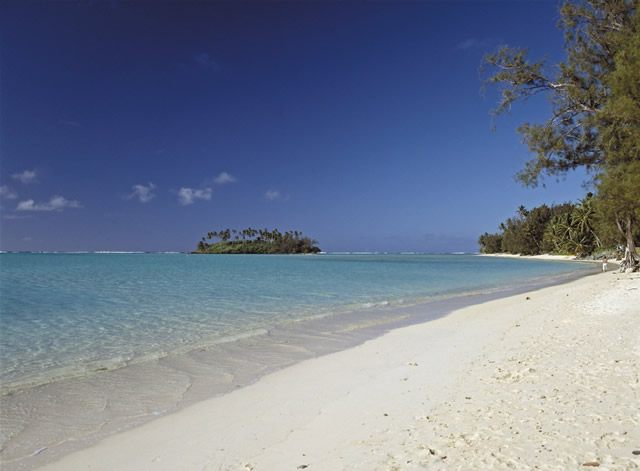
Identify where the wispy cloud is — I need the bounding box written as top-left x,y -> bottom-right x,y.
127,182 -> 156,203
456,37 -> 502,51
265,189 -> 287,201
0,185 -> 18,199
193,52 -> 221,72
12,170 -> 37,184
214,172 -> 237,184
16,195 -> 82,212
59,119 -> 82,128
177,187 -> 212,205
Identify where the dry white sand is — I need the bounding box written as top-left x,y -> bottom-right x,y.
33,271 -> 640,471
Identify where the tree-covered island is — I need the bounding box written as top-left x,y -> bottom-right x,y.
194,228 -> 321,254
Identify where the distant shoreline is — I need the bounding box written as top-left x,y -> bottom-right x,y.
477,253 -> 621,270
1,251 -> 477,255
478,253 -> 579,261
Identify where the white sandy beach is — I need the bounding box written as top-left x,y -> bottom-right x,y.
31,270 -> 639,471
478,253 -> 581,262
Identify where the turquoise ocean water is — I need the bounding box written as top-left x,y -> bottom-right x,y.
0,253 -> 593,468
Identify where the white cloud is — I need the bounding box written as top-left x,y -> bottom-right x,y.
128,182 -> 156,203
0,185 -> 18,199
457,38 -> 481,50
16,195 -> 82,212
12,170 -> 37,184
177,187 -> 212,205
265,189 -> 283,201
59,119 -> 82,127
214,172 -> 237,184
456,37 -> 503,51
193,52 -> 221,71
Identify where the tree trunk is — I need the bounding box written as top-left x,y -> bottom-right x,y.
615,214 -> 639,269
590,230 -> 602,248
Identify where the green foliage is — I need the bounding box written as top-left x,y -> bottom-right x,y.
595,161 -> 640,259
482,1 -> 635,186
478,197 -> 602,256
499,215 -> 528,254
594,7 -> 640,263
194,227 -> 321,254
477,232 -> 503,254
481,0 -> 639,265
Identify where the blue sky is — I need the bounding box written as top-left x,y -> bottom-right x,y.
0,0 -> 591,253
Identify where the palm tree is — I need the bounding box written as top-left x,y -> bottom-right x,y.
555,213 -> 580,253
517,205 -> 529,219
571,198 -> 601,248
544,216 -> 563,252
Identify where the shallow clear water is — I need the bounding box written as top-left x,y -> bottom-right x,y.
0,253 -> 590,392
0,253 -> 593,468
0,253 -> 587,389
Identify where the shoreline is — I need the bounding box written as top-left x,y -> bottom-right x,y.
479,253 -> 628,275
22,269 -> 639,470
478,253 -> 583,262
2,264 -> 593,470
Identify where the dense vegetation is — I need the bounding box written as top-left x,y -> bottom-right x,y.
478,194 -> 640,257
480,0 -> 639,269
194,228 -> 321,254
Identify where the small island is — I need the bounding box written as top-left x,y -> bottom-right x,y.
194,227 -> 321,254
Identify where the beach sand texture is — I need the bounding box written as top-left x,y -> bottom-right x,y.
30,271 -> 640,471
